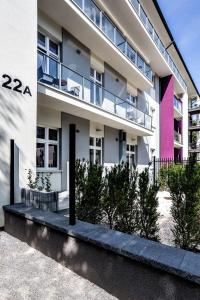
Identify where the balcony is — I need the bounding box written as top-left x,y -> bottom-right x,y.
189,143 -> 200,153
37,51 -> 152,133
174,97 -> 182,119
38,0 -> 153,92
128,0 -> 187,92
189,120 -> 200,131
174,130 -> 182,148
188,102 -> 200,114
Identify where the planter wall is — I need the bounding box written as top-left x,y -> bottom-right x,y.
21,188 -> 58,212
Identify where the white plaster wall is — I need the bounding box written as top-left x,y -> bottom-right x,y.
0,0 -> 37,226
182,92 -> 189,158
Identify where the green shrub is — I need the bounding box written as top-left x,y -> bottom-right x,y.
75,160 -> 104,224
168,158 -> 200,251
138,168 -> 160,241
158,165 -> 169,190
102,163 -> 138,233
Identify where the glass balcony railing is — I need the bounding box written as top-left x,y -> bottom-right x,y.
174,130 -> 182,144
129,0 -> 187,91
72,0 -> 153,82
37,51 -> 152,131
174,97 -> 182,113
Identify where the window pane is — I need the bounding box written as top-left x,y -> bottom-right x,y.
96,150 -> 101,164
48,144 -> 58,168
96,71 -> 102,83
90,137 -> 94,146
130,154 -> 135,166
38,32 -> 46,48
49,129 -> 58,141
90,68 -> 94,78
130,145 -> 135,152
37,127 -> 45,139
49,40 -> 58,56
36,143 -> 45,168
140,7 -> 147,26
126,144 -> 129,151
116,30 -> 126,53
102,14 -> 115,42
96,138 -> 101,147
49,57 -> 58,78
90,149 -> 94,163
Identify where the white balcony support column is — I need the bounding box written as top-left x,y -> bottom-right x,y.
182,92 -> 189,158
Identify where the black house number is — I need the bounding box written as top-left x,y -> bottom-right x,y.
1,74 -> 32,97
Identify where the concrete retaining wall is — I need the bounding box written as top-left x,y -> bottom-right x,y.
4,204 -> 200,300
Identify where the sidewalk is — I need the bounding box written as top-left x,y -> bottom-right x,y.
0,232 -> 116,300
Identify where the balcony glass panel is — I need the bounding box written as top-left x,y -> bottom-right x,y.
38,51 -> 152,130
146,19 -> 154,38
130,0 -> 139,13
102,14 -> 115,42
84,0 -> 101,27
116,30 -> 126,53
145,64 -> 152,81
73,0 -> 82,8
137,55 -> 145,73
174,97 -> 182,113
140,6 -> 147,26
127,43 -> 136,64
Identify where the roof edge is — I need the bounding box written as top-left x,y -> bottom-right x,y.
152,0 -> 199,96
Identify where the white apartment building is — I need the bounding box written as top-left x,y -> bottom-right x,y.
0,0 -> 199,227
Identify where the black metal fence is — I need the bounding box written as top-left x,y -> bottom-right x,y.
151,156 -> 200,184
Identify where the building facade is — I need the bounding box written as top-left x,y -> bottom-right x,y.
0,0 -> 199,226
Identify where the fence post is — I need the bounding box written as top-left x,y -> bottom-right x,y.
153,156 -> 156,184
10,139 -> 15,205
69,124 -> 76,225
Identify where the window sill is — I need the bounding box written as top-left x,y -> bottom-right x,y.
36,169 -> 62,173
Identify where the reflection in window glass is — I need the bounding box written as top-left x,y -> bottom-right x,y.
48,144 -> 58,168
96,138 -> 101,147
49,40 -> 58,56
37,127 -> 45,139
49,129 -> 58,141
102,14 -> 115,42
96,150 -> 101,164
140,7 -> 147,25
38,32 -> 46,48
130,0 -> 139,13
36,143 -> 45,168
73,0 -> 82,8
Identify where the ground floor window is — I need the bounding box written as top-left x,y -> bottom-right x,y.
126,144 -> 136,167
36,126 -> 59,169
89,137 -> 102,164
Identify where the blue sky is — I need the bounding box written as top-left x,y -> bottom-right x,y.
157,0 -> 200,92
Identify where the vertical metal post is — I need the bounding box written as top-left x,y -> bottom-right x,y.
10,139 -> 15,205
153,156 -> 156,185
69,124 -> 76,225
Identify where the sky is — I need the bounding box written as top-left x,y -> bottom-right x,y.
157,0 -> 200,93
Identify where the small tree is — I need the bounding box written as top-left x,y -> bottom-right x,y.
138,168 -> 160,241
168,157 -> 200,251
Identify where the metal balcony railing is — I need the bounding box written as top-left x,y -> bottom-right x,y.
129,0 -> 187,91
72,0 -> 153,82
174,130 -> 182,144
37,51 -> 152,131
174,97 -> 182,113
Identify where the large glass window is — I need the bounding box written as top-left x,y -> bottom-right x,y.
36,126 -> 59,169
90,68 -> 103,106
89,137 -> 102,164
37,32 -> 59,81
126,144 -> 136,167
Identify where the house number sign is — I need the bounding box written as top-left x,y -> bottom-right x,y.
1,74 -> 32,97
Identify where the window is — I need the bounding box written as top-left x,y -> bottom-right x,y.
36,126 -> 59,169
37,32 -> 59,80
90,68 -> 103,106
126,93 -> 137,107
126,144 -> 136,167
89,137 -> 102,164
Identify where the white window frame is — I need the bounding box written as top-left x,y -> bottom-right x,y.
126,92 -> 137,107
37,31 -> 60,74
90,68 -> 103,106
89,136 -> 103,164
126,144 -> 136,166
36,126 -> 59,171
